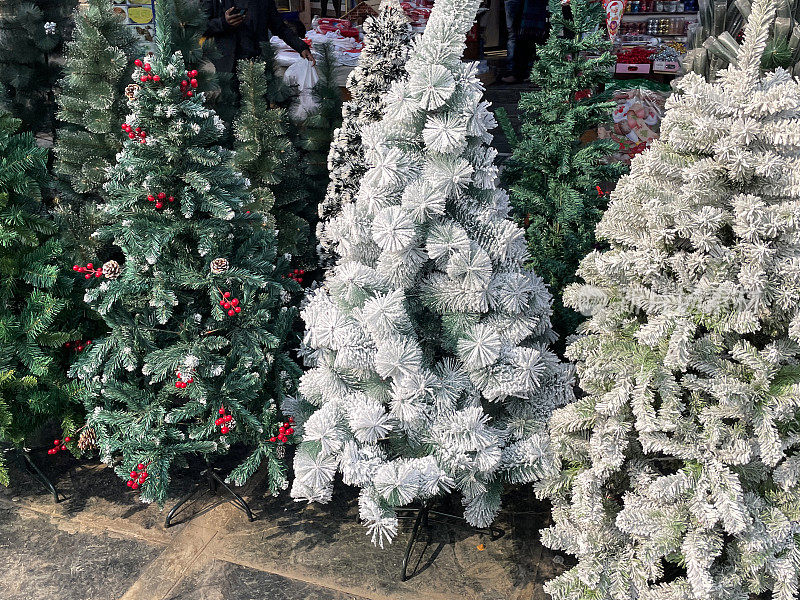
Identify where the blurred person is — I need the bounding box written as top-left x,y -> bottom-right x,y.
502,0 -> 548,83
202,0 -> 315,74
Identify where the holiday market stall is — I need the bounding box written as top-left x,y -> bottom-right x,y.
0,0 -> 798,598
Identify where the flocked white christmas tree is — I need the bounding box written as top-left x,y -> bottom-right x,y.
317,0 -> 413,265
541,0 -> 800,597
286,0 -> 574,547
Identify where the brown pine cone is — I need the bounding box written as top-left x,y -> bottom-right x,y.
102,260 -> 121,280
77,428 -> 98,452
210,258 -> 230,275
124,84 -> 140,99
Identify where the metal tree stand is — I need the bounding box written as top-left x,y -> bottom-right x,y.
164,467 -> 254,528
12,449 -> 64,503
397,503 -> 504,581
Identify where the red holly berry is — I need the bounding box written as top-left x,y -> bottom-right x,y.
278,428 -> 285,435
286,428 -> 294,435
168,196 -> 175,203
186,91 -> 193,97
224,415 -> 232,423
215,418 -> 222,426
228,309 -> 235,317
187,378 -> 194,384
158,192 -> 166,200
190,79 -> 198,88
231,298 -> 239,307
234,307 -> 241,313
288,417 -> 294,423
131,482 -> 139,490
126,480 -> 133,487
219,301 -> 226,307
147,195 -> 155,202
152,75 -> 161,83
72,265 -> 79,271
220,426 -> 229,434
219,408 -> 225,415
175,381 -> 182,388
155,202 -> 163,209
223,292 -> 231,298
140,472 -> 148,480
189,70 -> 198,77
95,271 -> 102,278
137,464 -> 144,470
181,80 -> 188,87
223,302 -> 231,309
84,274 -> 91,280
143,63 -> 151,72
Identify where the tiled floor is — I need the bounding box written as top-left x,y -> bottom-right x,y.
0,448 -> 567,600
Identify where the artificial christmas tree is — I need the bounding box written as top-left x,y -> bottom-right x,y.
318,0 -> 413,266
287,0 -> 574,547
233,46 -> 314,262
0,0 -> 77,133
542,0 -> 800,597
70,1 -> 301,505
54,0 -> 141,264
166,0 -> 235,126
0,110 -> 81,484
297,42 -> 343,219
500,0 -> 623,343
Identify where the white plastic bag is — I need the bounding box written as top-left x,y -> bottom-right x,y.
284,58 -> 319,120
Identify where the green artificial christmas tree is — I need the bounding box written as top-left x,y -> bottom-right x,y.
297,42 -> 343,220
233,46 -> 313,263
54,0 -> 141,265
161,0 -> 235,126
70,1 -> 301,504
500,0 -> 623,344
542,0 -> 800,597
0,110 -> 82,484
0,0 -> 77,133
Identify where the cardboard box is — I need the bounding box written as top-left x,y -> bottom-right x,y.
615,62 -> 651,74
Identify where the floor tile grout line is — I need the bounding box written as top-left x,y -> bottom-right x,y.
155,530 -> 219,600
0,496 -> 172,547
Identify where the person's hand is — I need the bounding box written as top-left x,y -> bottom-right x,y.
224,7 -> 244,27
301,48 -> 316,66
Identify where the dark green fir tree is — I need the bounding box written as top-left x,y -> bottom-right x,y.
501,0 -> 624,344
296,42 -> 342,231
0,0 -> 77,134
70,1 -> 301,504
0,111 -> 82,484
233,45 -> 313,265
54,0 -> 141,265
166,0 -> 235,126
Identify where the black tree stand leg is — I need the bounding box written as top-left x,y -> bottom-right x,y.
20,450 -> 63,503
164,468 -> 254,528
398,504 -> 503,581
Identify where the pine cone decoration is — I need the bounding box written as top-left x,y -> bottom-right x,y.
102,260 -> 121,280
275,444 -> 286,459
124,84 -> 140,99
77,428 -> 98,452
210,258 -> 230,274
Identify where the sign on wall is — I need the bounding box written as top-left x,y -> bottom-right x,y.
112,0 -> 156,48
